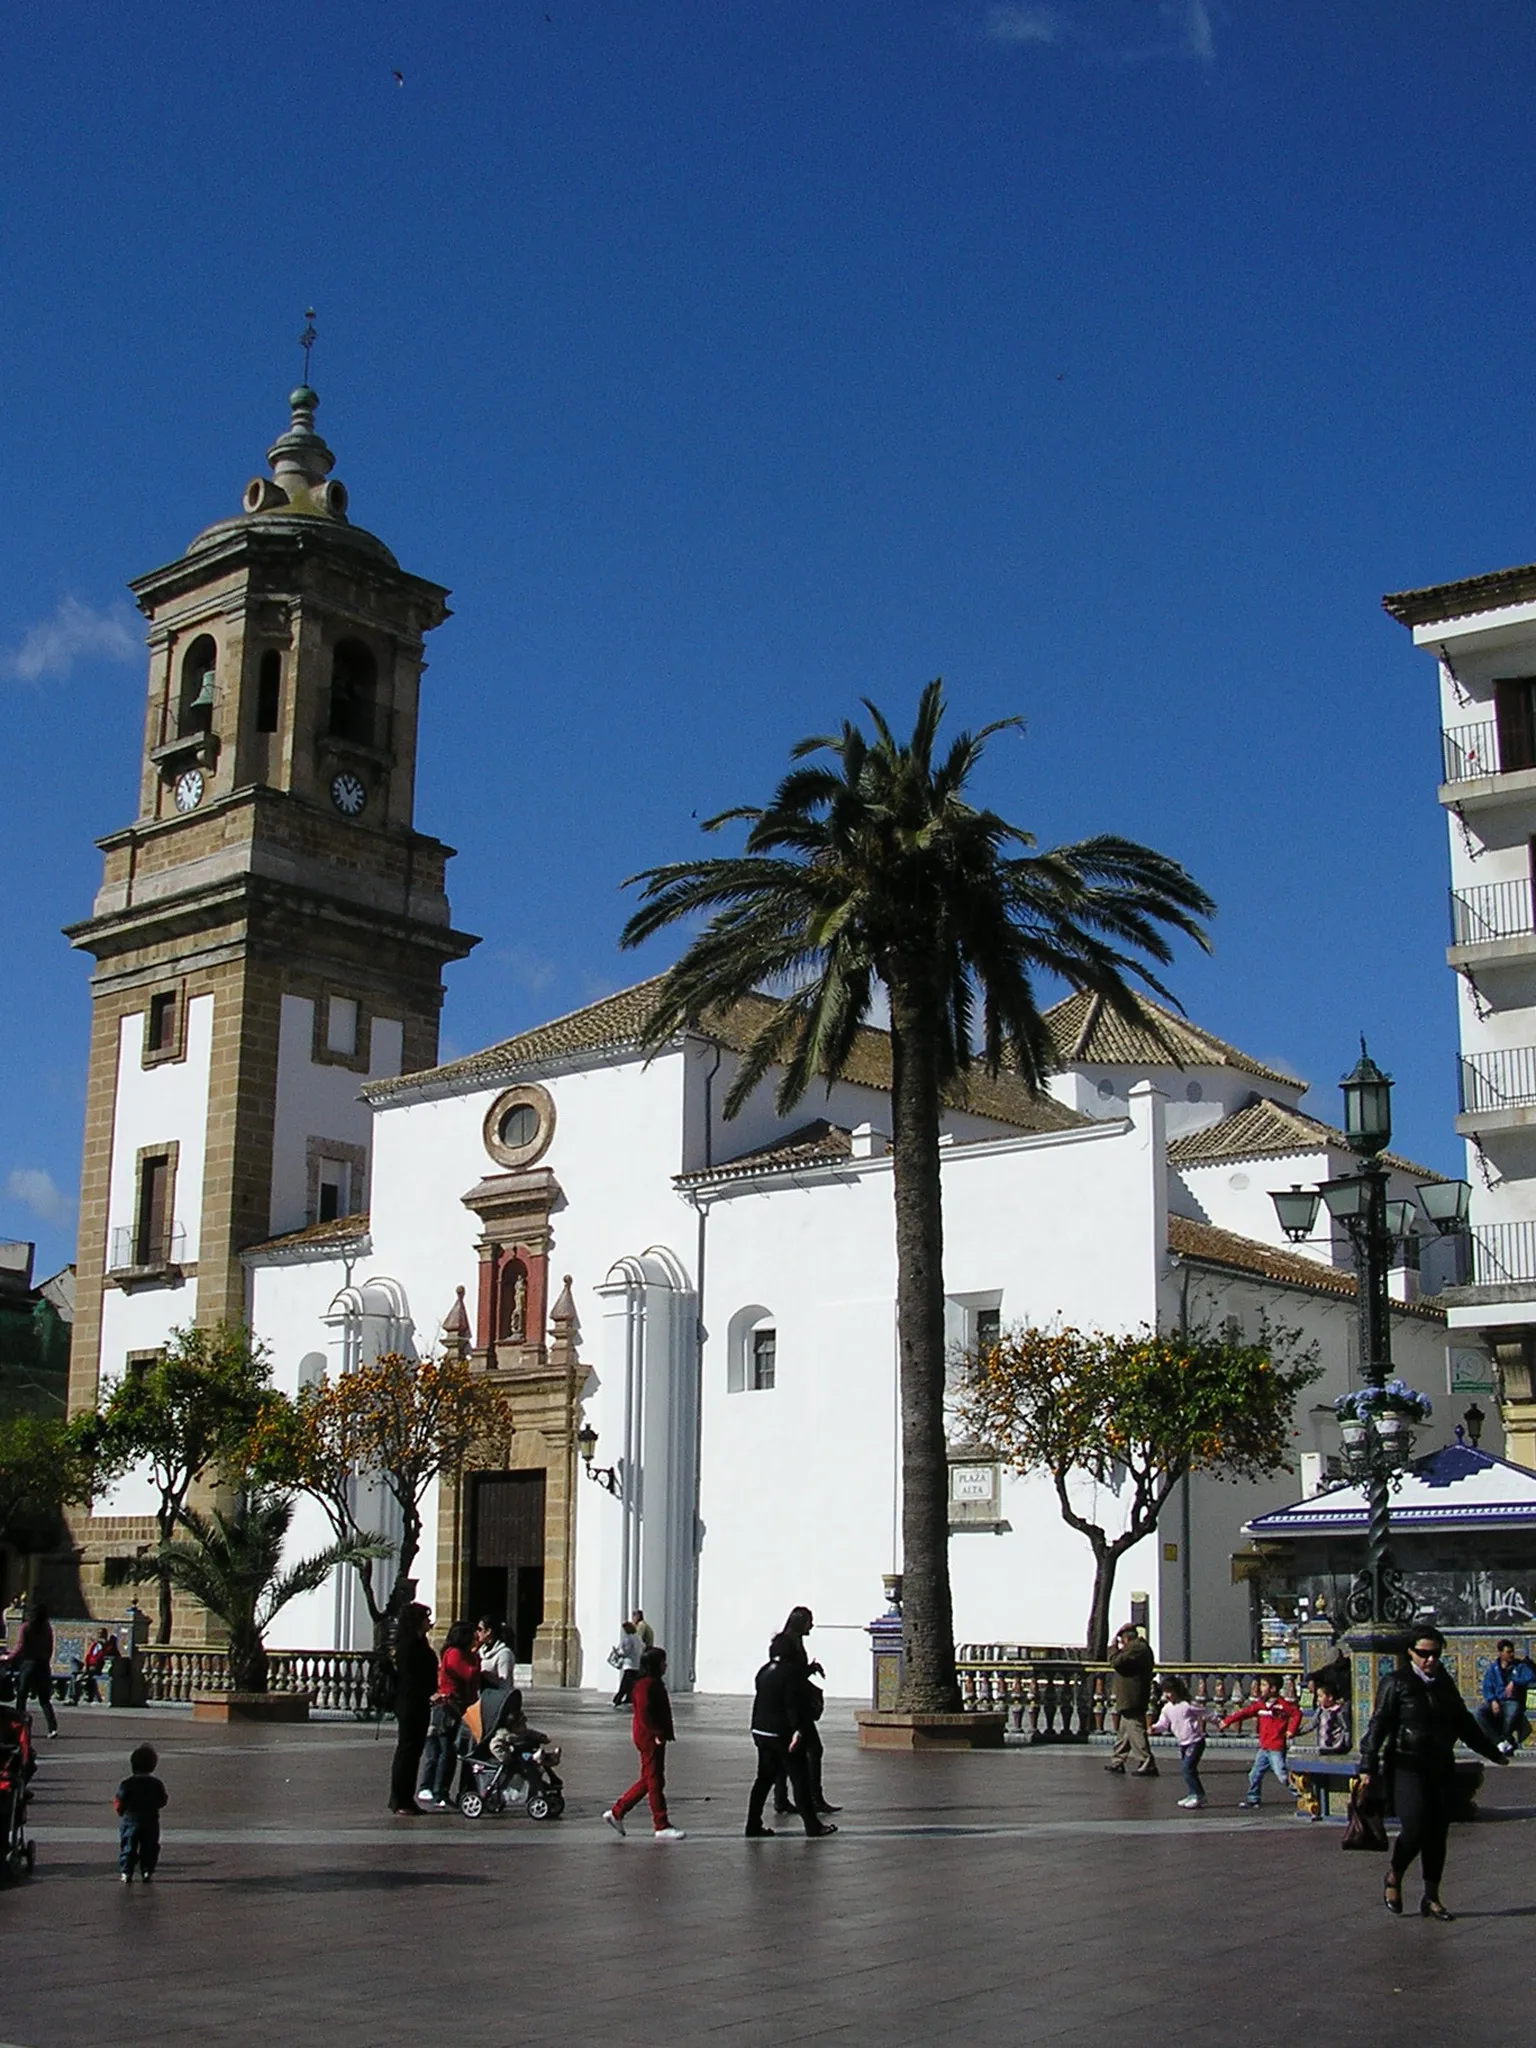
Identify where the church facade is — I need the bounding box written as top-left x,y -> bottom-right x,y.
63,385 -> 1466,1691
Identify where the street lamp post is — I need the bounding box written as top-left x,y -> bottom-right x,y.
1270,1040 -> 1470,1628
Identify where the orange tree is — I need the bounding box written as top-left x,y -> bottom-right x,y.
255,1352 -> 516,1633
957,1321 -> 1321,1658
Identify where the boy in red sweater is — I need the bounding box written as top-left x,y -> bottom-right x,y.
1222,1676 -> 1302,1808
604,1646 -> 684,1841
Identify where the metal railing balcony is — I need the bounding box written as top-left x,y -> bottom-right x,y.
1450,878 -> 1536,947
1470,1220 -> 1536,1287
1460,1045 -> 1536,1114
1442,720 -> 1499,783
108,1221 -> 186,1272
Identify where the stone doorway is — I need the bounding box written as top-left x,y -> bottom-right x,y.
466,1470 -> 546,1661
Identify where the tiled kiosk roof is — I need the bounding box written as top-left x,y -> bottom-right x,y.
1168,1214 -> 1447,1323
1246,1442 -> 1536,1537
368,977 -> 1085,1133
1167,1098 -> 1443,1181
1383,561 -> 1536,629
1043,990 -> 1303,1090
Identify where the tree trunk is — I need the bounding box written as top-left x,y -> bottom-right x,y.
1084,1542 -> 1119,1663
228,1626 -> 268,1693
887,975 -> 961,1714
155,1497 -> 176,1643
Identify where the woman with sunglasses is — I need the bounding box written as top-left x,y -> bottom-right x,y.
1360,1626 -> 1508,1920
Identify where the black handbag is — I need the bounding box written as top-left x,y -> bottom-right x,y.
1341,1774 -> 1389,1852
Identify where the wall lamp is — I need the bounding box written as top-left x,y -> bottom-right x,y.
577,1422 -> 622,1498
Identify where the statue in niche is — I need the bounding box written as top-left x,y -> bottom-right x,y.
505,1267 -> 527,1343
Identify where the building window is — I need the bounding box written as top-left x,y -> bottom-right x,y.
141,986 -> 186,1066
326,996 -> 359,1057
1495,676 -> 1536,774
177,634 -> 217,738
110,1144 -> 182,1272
750,1326 -> 777,1391
306,1137 -> 368,1227
328,638 -> 377,747
973,1307 -> 1001,1355
256,649 -> 282,733
482,1083 -> 557,1170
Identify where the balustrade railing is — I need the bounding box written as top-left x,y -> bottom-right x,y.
955,1648 -> 1302,1741
1470,1220 -> 1536,1287
1451,879 -> 1535,947
1459,1045 -> 1536,1114
138,1645 -> 376,1712
1442,720 -> 1499,783
108,1220 -> 186,1273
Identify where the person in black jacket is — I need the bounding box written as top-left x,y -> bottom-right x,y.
772,1605 -> 840,1817
1360,1624 -> 1508,1919
387,1604 -> 439,1815
746,1634 -> 836,1839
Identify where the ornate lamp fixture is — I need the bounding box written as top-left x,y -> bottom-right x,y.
577,1422 -> 622,1498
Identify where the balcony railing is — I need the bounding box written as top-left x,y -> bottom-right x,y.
954,1650 -> 1302,1740
1460,1046 -> 1536,1114
139,1645 -> 376,1713
1442,720 -> 1499,783
1450,879 -> 1536,947
108,1221 -> 185,1273
1470,1221 -> 1536,1287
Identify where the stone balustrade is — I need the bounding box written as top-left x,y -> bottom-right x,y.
139,1645 -> 376,1714
955,1647 -> 1304,1742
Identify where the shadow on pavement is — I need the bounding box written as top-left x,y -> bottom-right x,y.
181,1870 -> 485,1893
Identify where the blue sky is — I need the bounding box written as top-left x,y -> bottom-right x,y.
3,1 -> 1533,1276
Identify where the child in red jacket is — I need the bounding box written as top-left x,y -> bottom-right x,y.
604,1647 -> 684,1841
1222,1675 -> 1302,1808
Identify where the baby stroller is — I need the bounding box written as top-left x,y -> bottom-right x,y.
0,1706 -> 36,1880
457,1682 -> 565,1822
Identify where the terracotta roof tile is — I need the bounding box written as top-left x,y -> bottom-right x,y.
369,977 -> 1085,1133
244,1212 -> 371,1259
1167,1098 -> 1442,1180
1043,990 -> 1303,1091
1383,562 -> 1536,629
1168,1214 -> 1447,1323
678,1120 -> 855,1188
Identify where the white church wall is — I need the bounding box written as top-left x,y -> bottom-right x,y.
267,996 -> 402,1237
691,1099 -> 1166,1696
103,993 -> 215,1269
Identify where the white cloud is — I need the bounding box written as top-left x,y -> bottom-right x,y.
1182,0 -> 1215,64
6,1168 -> 75,1228
985,4 -> 1063,44
2,596 -> 139,684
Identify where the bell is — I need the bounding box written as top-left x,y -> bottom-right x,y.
189,670 -> 216,712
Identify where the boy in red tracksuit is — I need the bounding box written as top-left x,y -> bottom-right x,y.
1222,1675 -> 1303,1808
604,1646 -> 685,1841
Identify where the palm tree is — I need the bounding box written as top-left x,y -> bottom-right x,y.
621,681 -> 1214,1712
107,1489 -> 389,1692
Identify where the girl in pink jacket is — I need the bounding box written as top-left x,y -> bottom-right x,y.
1150,1675 -> 1213,1808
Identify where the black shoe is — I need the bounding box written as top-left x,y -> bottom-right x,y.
815,1803 -> 842,1815
1104,1763 -> 1125,1774
744,1824 -> 775,1838
773,1803 -> 798,1816
1384,1875 -> 1403,1916
1133,1765 -> 1159,1777
1420,1897 -> 1455,1921
805,1822 -> 838,1837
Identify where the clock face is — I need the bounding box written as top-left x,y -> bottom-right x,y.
173,767 -> 204,813
331,771 -> 367,818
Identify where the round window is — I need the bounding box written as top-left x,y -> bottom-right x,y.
482,1082 -> 555,1169
499,1103 -> 539,1150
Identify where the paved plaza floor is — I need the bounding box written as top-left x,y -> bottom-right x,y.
6,1692 -> 1534,2046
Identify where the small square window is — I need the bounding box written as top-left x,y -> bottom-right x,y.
317,1162 -> 348,1223
974,1307 -> 1001,1354
326,997 -> 359,1057
750,1327 -> 776,1391
147,992 -> 177,1054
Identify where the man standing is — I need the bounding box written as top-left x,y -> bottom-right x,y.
1104,1623 -> 1157,1777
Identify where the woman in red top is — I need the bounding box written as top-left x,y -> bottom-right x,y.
604,1647 -> 684,1840
418,1620 -> 480,1809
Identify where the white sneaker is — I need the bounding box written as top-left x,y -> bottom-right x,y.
603,1807 -> 626,1838
1177,1795 -> 1205,1809
414,1788 -> 435,1807
120,1872 -> 132,1883
1498,1740 -> 1514,1755
653,1825 -> 686,1840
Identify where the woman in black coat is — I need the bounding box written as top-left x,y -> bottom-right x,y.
772,1605 -> 839,1818
1360,1624 -> 1507,1919
387,1604 -> 439,1815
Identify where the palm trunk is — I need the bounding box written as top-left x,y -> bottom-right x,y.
887,974 -> 961,1714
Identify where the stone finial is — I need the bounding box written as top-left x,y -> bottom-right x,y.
442,1283 -> 472,1360
549,1273 -> 581,1348
242,382 -> 349,520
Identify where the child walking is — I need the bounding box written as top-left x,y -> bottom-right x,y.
1221,1676 -> 1302,1808
604,1646 -> 684,1841
115,1742 -> 168,1881
1149,1675 -> 1212,1808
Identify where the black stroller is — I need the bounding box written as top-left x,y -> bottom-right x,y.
457,1682 -> 565,1822
0,1704 -> 36,1880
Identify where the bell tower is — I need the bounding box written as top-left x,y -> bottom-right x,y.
65,379 -> 479,1489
